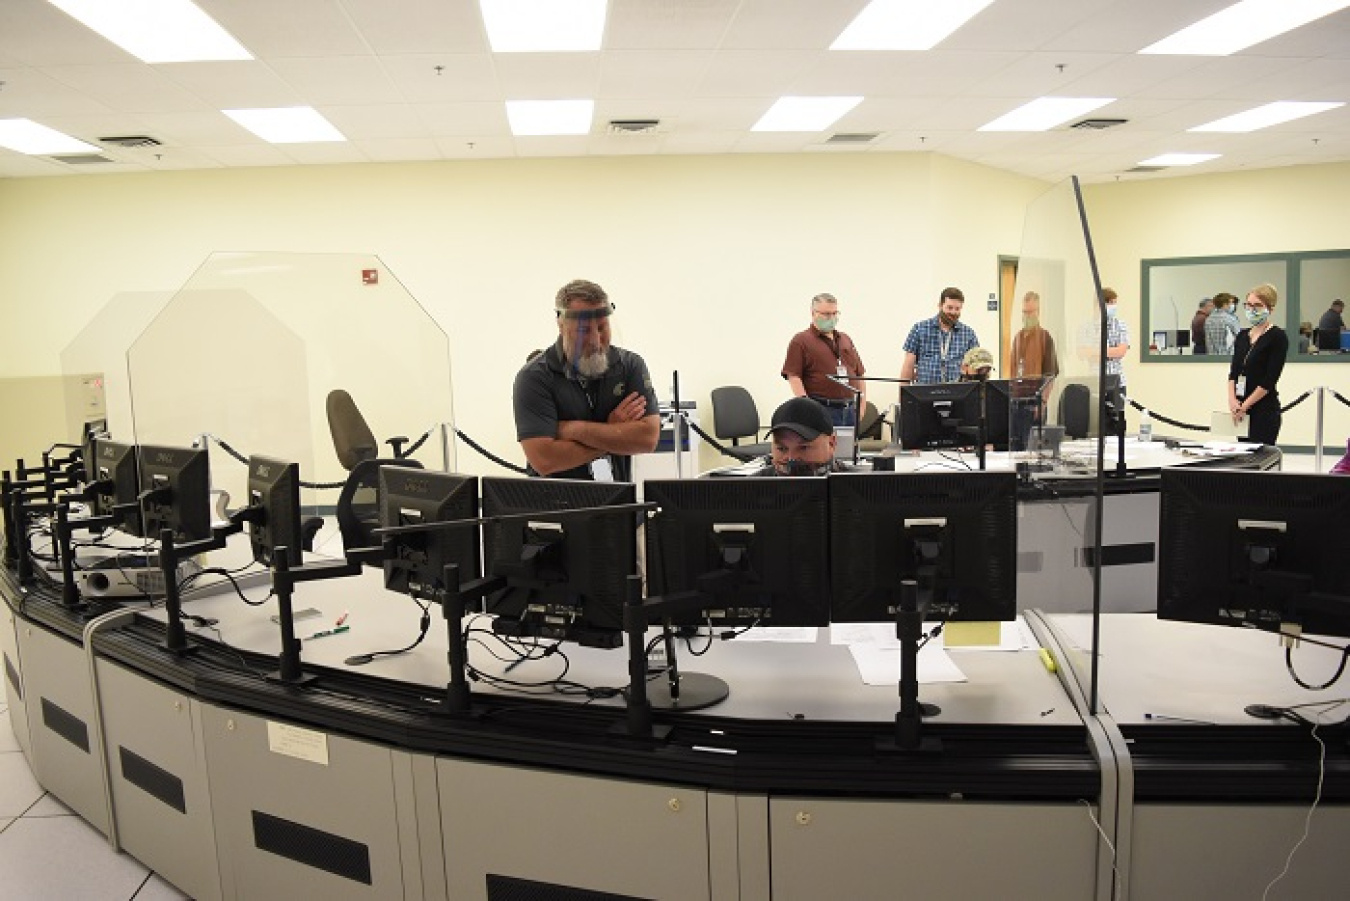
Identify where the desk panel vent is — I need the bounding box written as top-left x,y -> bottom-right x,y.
40,697 -> 89,752
4,652 -> 20,700
252,810 -> 372,884
486,873 -> 649,900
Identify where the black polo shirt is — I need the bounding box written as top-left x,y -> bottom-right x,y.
512,339 -> 660,481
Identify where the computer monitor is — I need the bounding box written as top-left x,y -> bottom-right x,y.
480,476 -> 637,648
898,380 -> 1011,452
643,477 -> 830,627
829,471 -> 1019,623
138,444 -> 212,542
87,438 -> 144,536
246,455 -> 303,567
379,467 -> 480,601
1158,469 -> 1350,639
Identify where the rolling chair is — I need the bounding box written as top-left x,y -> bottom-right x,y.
710,386 -> 772,461
326,389 -> 422,554
857,400 -> 890,453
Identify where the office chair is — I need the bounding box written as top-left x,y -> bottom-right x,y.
325,389 -> 422,554
710,386 -> 772,461
1059,383 -> 1091,439
857,400 -> 890,453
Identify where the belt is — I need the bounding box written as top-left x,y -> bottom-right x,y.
809,396 -> 852,408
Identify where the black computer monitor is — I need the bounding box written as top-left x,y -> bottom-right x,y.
87,438 -> 144,536
379,467 -> 480,601
246,455 -> 303,567
643,477 -> 830,627
1158,469 -> 1350,639
480,476 -> 636,648
138,444 -> 212,542
898,380 -> 1011,452
829,471 -> 1019,622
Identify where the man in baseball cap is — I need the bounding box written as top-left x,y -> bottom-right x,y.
960,346 -> 994,381
765,396 -> 840,476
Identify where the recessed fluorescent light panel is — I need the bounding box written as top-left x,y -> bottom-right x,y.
1138,153 -> 1221,167
978,97 -> 1116,132
223,107 -> 346,144
831,0 -> 995,50
506,99 -> 594,135
1190,100 -> 1344,132
481,0 -> 606,52
752,97 -> 863,132
1140,0 -> 1350,56
46,0 -> 252,63
0,119 -> 100,155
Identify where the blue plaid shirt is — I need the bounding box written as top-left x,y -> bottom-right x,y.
1079,316 -> 1131,386
903,316 -> 980,384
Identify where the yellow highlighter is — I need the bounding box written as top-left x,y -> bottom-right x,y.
1038,648 -> 1058,673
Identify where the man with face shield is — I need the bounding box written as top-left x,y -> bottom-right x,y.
900,287 -> 980,385
513,279 -> 660,481
756,397 -> 846,477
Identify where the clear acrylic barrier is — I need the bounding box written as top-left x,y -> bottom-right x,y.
126,252 -> 455,513
1012,178 -> 1109,711
60,291 -> 174,443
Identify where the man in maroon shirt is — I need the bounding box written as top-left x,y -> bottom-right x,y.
781,293 -> 867,428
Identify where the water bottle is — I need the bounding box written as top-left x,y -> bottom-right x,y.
1139,409 -> 1152,442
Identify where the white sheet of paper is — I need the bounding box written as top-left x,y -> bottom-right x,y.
831,618 -> 1031,651
727,627 -> 819,643
847,643 -> 967,685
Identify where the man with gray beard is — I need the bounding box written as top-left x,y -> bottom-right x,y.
513,279 -> 660,481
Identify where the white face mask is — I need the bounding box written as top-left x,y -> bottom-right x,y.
1245,307 -> 1270,327
1106,305 -> 1118,319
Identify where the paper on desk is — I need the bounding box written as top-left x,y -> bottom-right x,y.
830,618 -> 1031,651
848,643 -> 967,685
726,627 -> 819,642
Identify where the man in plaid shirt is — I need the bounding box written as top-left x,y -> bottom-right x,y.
900,287 -> 980,385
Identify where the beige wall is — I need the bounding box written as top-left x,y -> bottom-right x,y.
0,152 -> 1046,477
1083,162 -> 1350,451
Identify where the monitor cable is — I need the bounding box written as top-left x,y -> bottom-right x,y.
343,595 -> 432,666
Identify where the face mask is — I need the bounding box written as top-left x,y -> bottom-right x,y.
776,458 -> 831,477
814,316 -> 838,333
1106,305 -> 1117,319
960,370 -> 991,383
1245,307 -> 1270,326
939,312 -> 958,328
1023,314 -> 1039,329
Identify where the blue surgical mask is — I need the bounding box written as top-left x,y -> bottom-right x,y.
1245,307 -> 1269,326
814,316 -> 838,333
1106,305 -> 1118,319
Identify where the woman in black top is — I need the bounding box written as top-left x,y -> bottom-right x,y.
1227,283 -> 1288,445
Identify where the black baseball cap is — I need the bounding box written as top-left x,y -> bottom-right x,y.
771,396 -> 835,441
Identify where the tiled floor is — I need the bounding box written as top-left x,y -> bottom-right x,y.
0,670 -> 189,900
0,451 -> 1337,899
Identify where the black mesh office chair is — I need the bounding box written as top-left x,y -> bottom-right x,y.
710,386 -> 772,461
325,389 -> 422,554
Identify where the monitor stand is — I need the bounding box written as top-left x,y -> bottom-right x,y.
643,623 -> 729,711
878,579 -> 943,754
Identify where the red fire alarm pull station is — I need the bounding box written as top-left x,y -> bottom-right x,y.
362,269 -> 378,285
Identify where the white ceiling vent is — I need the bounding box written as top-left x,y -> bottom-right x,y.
100,135 -> 161,148
1126,165 -> 1166,173
1071,118 -> 1127,131
607,119 -> 660,134
826,132 -> 880,144
49,154 -> 115,165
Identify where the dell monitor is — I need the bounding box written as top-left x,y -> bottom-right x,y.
246,455 -> 304,567
643,477 -> 830,628
898,380 -> 1011,453
87,439 -> 144,536
1158,469 -> 1350,640
480,476 -> 637,649
830,470 -> 1018,624
379,467 -> 480,601
138,444 -> 212,542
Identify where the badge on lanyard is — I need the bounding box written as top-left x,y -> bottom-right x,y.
590,456 -> 615,481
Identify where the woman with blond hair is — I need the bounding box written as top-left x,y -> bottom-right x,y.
1227,283 -> 1288,445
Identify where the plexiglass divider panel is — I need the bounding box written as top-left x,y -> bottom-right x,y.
126,252 -> 455,524
1012,178 -> 1107,710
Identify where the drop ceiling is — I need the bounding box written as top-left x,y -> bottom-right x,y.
0,0 -> 1346,183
